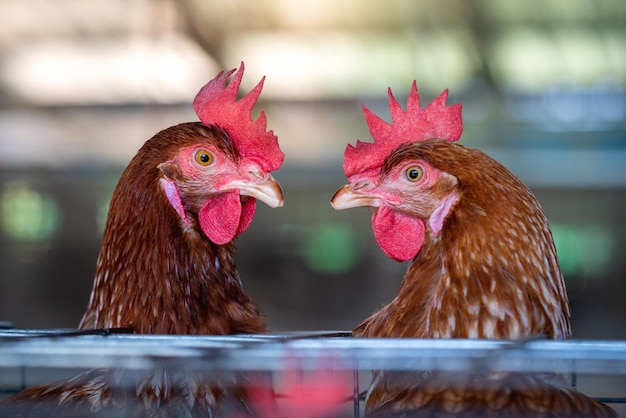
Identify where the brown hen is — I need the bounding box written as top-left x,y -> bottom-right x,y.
331,82 -> 616,417
1,62 -> 283,417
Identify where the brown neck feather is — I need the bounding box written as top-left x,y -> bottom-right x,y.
355,143 -> 570,340
79,139 -> 265,335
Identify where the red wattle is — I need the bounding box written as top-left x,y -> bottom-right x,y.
237,198 -> 256,235
372,205 -> 425,262
199,192 -> 255,245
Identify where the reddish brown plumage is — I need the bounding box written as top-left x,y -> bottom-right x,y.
2,122 -> 282,417
79,122 -> 266,335
331,87 -> 617,416
2,367 -> 262,417
2,65 -> 284,416
353,141 -> 570,341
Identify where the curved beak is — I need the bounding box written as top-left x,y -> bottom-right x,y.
224,174 -> 284,208
330,184 -> 381,210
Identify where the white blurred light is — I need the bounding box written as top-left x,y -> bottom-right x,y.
224,31 -> 473,99
1,34 -> 218,105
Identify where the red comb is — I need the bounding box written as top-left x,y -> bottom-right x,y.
193,62 -> 284,172
343,81 -> 463,177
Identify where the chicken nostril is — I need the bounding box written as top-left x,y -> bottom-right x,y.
247,166 -> 266,181
353,179 -> 370,190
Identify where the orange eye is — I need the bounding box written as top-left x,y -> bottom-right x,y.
405,165 -> 424,182
194,150 -> 214,166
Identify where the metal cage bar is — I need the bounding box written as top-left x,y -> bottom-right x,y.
1,329 -> 625,416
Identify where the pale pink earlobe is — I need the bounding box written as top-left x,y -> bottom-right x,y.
429,192 -> 458,236
160,178 -> 188,225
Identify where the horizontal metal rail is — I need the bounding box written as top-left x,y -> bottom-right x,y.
1,329 -> 624,415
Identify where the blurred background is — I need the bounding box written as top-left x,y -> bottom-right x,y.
0,0 -> 624,337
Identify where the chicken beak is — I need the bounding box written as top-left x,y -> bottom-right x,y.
330,184 -> 381,210
225,174 -> 284,208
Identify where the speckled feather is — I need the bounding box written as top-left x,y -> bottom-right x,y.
3,63 -> 283,416
80,122 -> 266,335
349,141 -> 616,417
367,372 -> 615,418
2,367 -> 267,417
1,123 -> 271,417
354,140 -> 570,341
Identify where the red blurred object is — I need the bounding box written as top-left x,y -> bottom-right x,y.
246,365 -> 352,418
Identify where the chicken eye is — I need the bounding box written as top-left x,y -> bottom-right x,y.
405,165 -> 424,182
194,150 -> 214,166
